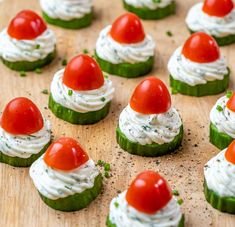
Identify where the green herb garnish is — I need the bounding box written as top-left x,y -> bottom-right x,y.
226,90 -> 233,98
20,71 -> 26,77
101,97 -> 106,102
104,163 -> 110,171
153,0 -> 161,3
62,59 -> 67,66
83,49 -> 89,54
68,90 -> 73,96
216,105 -> 223,112
177,198 -> 184,205
172,189 -> 180,196
35,68 -> 42,74
35,44 -> 40,49
166,31 -> 173,37
97,160 -> 105,166
104,74 -> 109,79
42,89 -> 49,95
104,171 -> 110,178
114,202 -> 119,208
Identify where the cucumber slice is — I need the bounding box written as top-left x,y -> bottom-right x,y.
39,174 -> 102,212
1,49 -> 56,72
42,11 -> 93,29
116,126 -> 183,157
48,94 -> 111,125
94,52 -> 154,78
106,214 -> 185,227
170,71 -> 229,97
188,28 -> 235,46
204,180 -> 235,214
0,141 -> 51,167
209,123 -> 233,150
123,1 -> 176,20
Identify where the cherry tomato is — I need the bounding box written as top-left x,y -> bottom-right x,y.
225,140 -> 235,164
126,171 -> 172,214
110,13 -> 145,44
182,32 -> 220,63
63,54 -> 104,91
130,77 -> 171,114
226,92 -> 235,111
0,97 -> 43,135
7,10 -> 47,40
202,0 -> 234,17
44,137 -> 89,171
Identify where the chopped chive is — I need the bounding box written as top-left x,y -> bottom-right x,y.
41,89 -> 49,95
68,90 -> 73,96
226,90 -> 233,98
97,160 -> 105,166
35,68 -> 42,74
177,198 -> 184,205
172,189 -> 180,196
166,31 -> 173,37
114,202 -> 119,208
62,59 -> 67,66
20,71 -> 26,77
101,97 -> 106,102
104,163 -> 110,171
83,49 -> 89,54
216,105 -> 223,112
104,171 -> 110,178
35,44 -> 40,49
104,74 -> 109,79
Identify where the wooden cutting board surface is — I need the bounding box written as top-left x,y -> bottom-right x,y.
0,0 -> 235,226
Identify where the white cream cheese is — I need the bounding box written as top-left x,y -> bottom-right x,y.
50,69 -> 114,113
119,105 -> 182,145
186,3 -> 235,37
210,95 -> 235,138
0,28 -> 56,62
124,0 -> 173,10
167,47 -> 228,86
30,158 -> 99,199
0,120 -> 51,159
109,191 -> 182,227
204,149 -> 235,197
95,25 -> 155,64
40,0 -> 93,21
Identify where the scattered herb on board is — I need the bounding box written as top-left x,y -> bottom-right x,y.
83,49 -> 89,54
172,189 -> 180,196
41,89 -> 49,95
62,59 -> 67,66
20,71 -> 26,77
68,90 -> 73,96
96,160 -> 111,178
104,171 -> 110,178
114,202 -> 119,208
35,44 -> 40,49
104,163 -> 110,171
35,68 -> 42,74
166,31 -> 173,37
226,90 -> 233,98
177,198 -> 184,205
97,160 -> 105,166
216,105 -> 223,112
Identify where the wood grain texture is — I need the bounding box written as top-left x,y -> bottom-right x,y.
0,0 -> 235,226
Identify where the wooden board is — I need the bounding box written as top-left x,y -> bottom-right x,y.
0,0 -> 235,226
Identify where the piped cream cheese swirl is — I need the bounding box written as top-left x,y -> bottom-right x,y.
0,120 -> 51,158
119,105 -> 182,145
109,191 -> 182,227
30,158 -> 100,199
168,47 -> 228,86
95,25 -> 155,64
50,69 -> 114,113
0,28 -> 56,62
40,0 -> 93,20
210,96 -> 235,138
204,149 -> 235,197
186,3 -> 235,37
124,0 -> 173,10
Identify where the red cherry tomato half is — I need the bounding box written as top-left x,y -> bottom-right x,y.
225,140 -> 235,164
110,13 -> 145,44
0,97 -> 44,135
202,0 -> 234,17
44,137 -> 89,171
63,54 -> 104,91
126,171 -> 172,214
182,32 -> 220,63
7,10 -> 47,40
130,77 -> 171,114
226,93 -> 235,112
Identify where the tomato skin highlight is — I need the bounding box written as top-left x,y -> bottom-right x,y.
110,13 -> 145,44
202,0 -> 234,17
225,140 -> 235,164
182,32 -> 220,63
0,97 -> 44,135
63,54 -> 104,91
126,171 -> 172,214
44,137 -> 89,171
226,93 -> 235,112
130,77 -> 171,114
7,10 -> 47,40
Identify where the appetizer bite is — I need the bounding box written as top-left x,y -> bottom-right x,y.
30,137 -> 102,211
95,13 -> 155,78
107,170 -> 184,227
186,0 -> 235,46
123,0 -> 176,20
204,140 -> 235,214
0,97 -> 51,167
0,10 -> 56,71
49,54 -> 114,124
116,77 -> 183,156
168,32 -> 229,96
40,0 -> 93,29
210,91 -> 235,149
